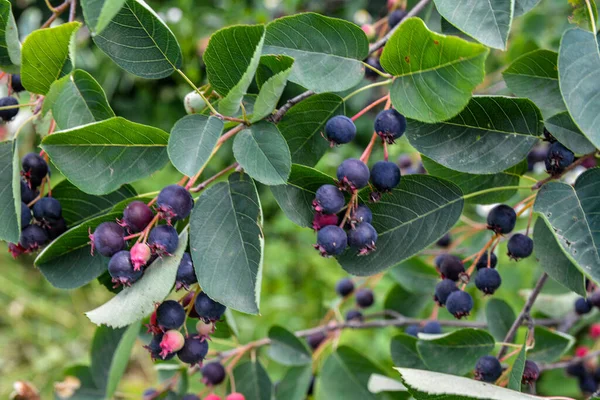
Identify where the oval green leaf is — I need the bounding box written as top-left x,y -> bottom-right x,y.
267,326 -> 312,366
274,365 -> 313,400
528,326 -> 574,363
391,334 -> 428,369
251,55 -> 294,122
388,257 -> 440,295
0,0 -> 20,73
80,0 -> 127,34
233,360 -> 272,400
485,299 -> 516,342
545,111 -> 597,154
0,140 -> 21,243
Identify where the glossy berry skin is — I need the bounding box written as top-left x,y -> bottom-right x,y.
145,333 -> 176,361
545,142 -> 575,175
353,205 -> 372,224
335,278 -> 355,297
436,233 -> 451,248
20,202 -> 31,227
22,153 -> 48,188
33,197 -> 62,221
108,251 -> 143,287
226,394 -> 245,400
21,180 -> 39,203
374,109 -> 406,143
579,373 -> 597,394
446,291 -> 473,319
202,362 -> 226,386
356,288 -> 375,308
487,204 -> 517,234
176,252 -> 197,290
122,201 -> 154,232
475,268 -> 502,295
20,224 -> 48,250
313,184 -> 345,214
422,321 -> 442,334
177,335 -> 209,365
405,325 -> 420,337
522,360 -> 540,384
346,309 -> 363,321
434,279 -> 459,306
315,225 -> 347,256
439,255 -> 465,281
347,222 -> 378,255
312,212 -> 338,231
388,9 -> 407,28
156,300 -> 186,330
575,297 -> 593,315
91,222 -> 125,257
474,356 -> 502,383
0,96 -> 19,121
11,74 -> 25,92
148,225 -> 179,255
157,185 -> 194,222
507,234 -> 534,260
337,158 -> 370,191
44,217 -> 68,240
194,292 -> 227,322
325,115 -> 356,145
370,161 -> 401,192
475,252 -> 498,270
306,332 -> 326,350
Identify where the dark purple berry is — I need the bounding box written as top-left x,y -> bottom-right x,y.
306,332 -> 326,350
347,222 -> 378,255
434,254 -> 450,271
20,180 -> 38,203
487,204 -> 517,234
0,96 -> 19,121
422,321 -> 442,334
176,252 -> 197,291
440,255 -> 464,281
446,291 -> 473,319
122,201 -> 154,232
405,325 -> 420,337
32,197 -> 62,222
148,225 -> 179,255
22,153 -> 48,188
353,205 -> 372,224
436,233 -> 451,248
591,291 -> 600,308
388,9 -> 407,28
374,109 -> 406,144
365,57 -> 383,80
157,185 -> 194,222
11,74 -> 24,92
315,225 -> 347,257
507,234 -> 534,260
579,372 -> 597,393
397,155 -> 413,169
475,268 -> 502,295
474,356 -> 502,383
108,250 -> 143,287
194,292 -> 226,322
337,158 -> 370,191
313,184 -> 344,214
575,297 -> 593,315
177,335 -> 209,365
201,362 -> 226,386
144,333 -> 176,361
434,279 -> 459,306
325,115 -> 356,145
20,201 -> 31,227
522,360 -> 540,384
545,142 -> 575,175
335,278 -> 355,297
370,161 -> 401,192
44,217 -> 68,240
156,300 -> 186,330
182,395 -> 201,400
356,288 -> 375,308
566,362 -> 587,378
312,212 -> 338,231
475,252 -> 498,270
91,222 -> 125,257
19,224 -> 48,250
345,309 -> 363,321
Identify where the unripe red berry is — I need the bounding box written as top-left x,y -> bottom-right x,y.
196,320 -> 214,338
576,346 -> 589,358
590,324 -> 600,339
130,242 -> 152,271
226,393 -> 245,400
204,395 -> 222,400
159,330 -> 185,359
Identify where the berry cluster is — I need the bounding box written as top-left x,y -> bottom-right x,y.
0,74 -> 25,122
566,338 -> 600,395
474,355 -> 539,386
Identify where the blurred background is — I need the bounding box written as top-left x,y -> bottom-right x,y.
1,0 -> 595,398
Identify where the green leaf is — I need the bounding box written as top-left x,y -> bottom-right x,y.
0,140 -> 21,243
61,365 -> 105,399
86,229 -> 188,327
338,175 -> 464,276
417,329 -> 495,376
42,70 -> 115,130
80,0 -> 127,34
368,375 -> 408,394
515,0 -> 541,16
384,284 -> 429,317
90,0 -> 182,79
233,360 -> 272,400
433,0 -> 513,49
317,346 -> 384,400
267,326 -> 312,366
406,97 -> 543,174
485,299 -> 516,342
391,334 -> 428,369
503,50 -> 566,119
21,22 -> 81,94
558,28 -> 600,150
168,115 -> 223,177
545,112 -> 597,154
508,341 -> 527,391
275,365 -> 313,400
190,173 -> 263,314
51,180 -> 136,227
528,326 -> 574,362
533,219 -> 586,296
42,117 -> 170,195
568,0 -> 598,31
422,156 -> 526,204
256,54 -> 294,88
277,93 -> 345,166
233,122 -> 291,185
251,56 -> 294,122
0,0 -> 20,73
204,24 -> 266,116
523,290 -> 579,319
35,213 -> 120,289
380,18 -> 488,123
533,169 -> 600,284
388,257 -> 439,295
263,12 -> 369,93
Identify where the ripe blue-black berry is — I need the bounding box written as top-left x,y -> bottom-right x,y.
122,201 -> 154,232
108,250 -> 143,287
364,57 -> 383,80
398,154 -> 413,169
32,197 -> 62,222
312,212 -> 338,231
440,255 -> 465,281
19,224 -> 48,250
313,184 -> 344,215
44,217 -> 67,240
566,362 -> 587,378
306,332 -> 326,350
434,279 -> 459,306
475,268 -> 502,295
590,291 -> 600,307
522,360 -> 540,384
156,185 -> 194,222
446,290 -> 473,319
374,109 -> 406,144
144,333 -> 176,361
202,362 -> 226,386
182,395 -> 201,400
347,222 -> 378,255
579,373 -> 597,393
177,335 -> 209,365
194,292 -> 227,322
148,225 -> 179,255
335,278 -> 355,297
436,233 -> 451,248
353,205 -> 372,224
507,234 -> 534,260
545,142 -> 574,175
575,297 -> 593,315
474,356 -> 502,383
346,309 -> 363,321
337,158 -> 370,191
325,115 -> 356,145
20,180 -> 38,203
422,321 -> 442,334
22,153 -> 48,188
388,9 -> 407,28
370,161 -> 401,192
20,202 -> 31,227
487,204 -> 517,234
476,252 -> 498,270
11,74 -> 25,92
356,288 -> 375,308
91,222 -> 125,257
176,252 -> 197,291
315,225 -> 347,256
434,254 -> 450,271
405,325 -> 420,337
0,96 -> 19,121
156,300 -> 186,330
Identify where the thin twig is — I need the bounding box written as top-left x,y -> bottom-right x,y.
540,349 -> 600,372
270,90 -> 315,123
69,0 -> 76,22
190,163 -> 238,193
41,0 -> 71,28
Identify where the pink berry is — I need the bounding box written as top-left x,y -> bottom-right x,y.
226,393 -> 245,400
361,24 -> 375,39
160,330 -> 185,359
131,242 -> 152,271
204,395 -> 222,400
196,320 -> 214,338
590,324 -> 600,339
576,346 -> 589,358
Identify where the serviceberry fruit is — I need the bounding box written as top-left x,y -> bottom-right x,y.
353,205 -> 372,224
21,153 -> 48,188
159,329 -> 185,359
439,255 -> 465,282
177,335 -> 209,365
337,158 -> 370,191
194,292 -> 227,322
579,373 -> 597,393
522,360 -> 540,385
474,356 -> 502,383
19,224 -> 48,250
398,155 -> 413,169
312,212 -> 338,231
405,325 -> 420,337
475,252 -> 498,270
374,109 -> 406,144
370,161 -> 401,192
148,225 -> 179,255
446,291 -> 473,319
0,96 -> 19,121
306,332 -> 327,350
324,115 -> 356,145
11,74 -> 25,92
436,233 -> 451,248
130,242 -> 152,271
204,395 -> 222,400
335,278 -> 355,297
475,268 -> 502,295
355,288 -> 375,308
346,309 -> 363,321
108,250 -> 143,287
313,184 -> 345,214
20,201 -> 31,227
364,57 -> 383,80
182,395 -> 200,400
590,324 -> 600,339
566,362 -> 587,378
156,185 -> 194,222
156,300 -> 186,330
32,197 -> 62,222
44,217 -> 67,240
91,222 -> 125,257
487,204 -> 517,234
434,254 -> 450,271
545,142 -> 575,175
422,321 -> 442,334
575,297 -> 593,315
507,234 -> 534,260
226,393 -> 245,400
121,201 -> 154,232
315,225 -> 347,256
8,242 -> 25,258
144,333 -> 176,361
202,362 -> 226,386
196,319 -> 214,338
388,9 -> 407,28
590,291 -> 600,307
20,180 -> 38,203
434,279 -> 459,306
176,252 -> 197,290
347,222 -> 378,255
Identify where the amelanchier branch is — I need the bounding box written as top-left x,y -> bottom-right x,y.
540,349 -> 600,372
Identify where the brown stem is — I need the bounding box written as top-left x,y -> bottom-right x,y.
217,124 -> 245,146
41,0 -> 71,28
190,163 -> 238,193
270,91 -> 315,123
532,152 -> 598,190
351,95 -> 389,122
69,0 -> 76,22
539,349 -> 600,372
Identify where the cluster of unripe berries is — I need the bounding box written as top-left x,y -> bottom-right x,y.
474,355 -> 540,386
9,153 -> 68,257
0,74 -> 25,122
